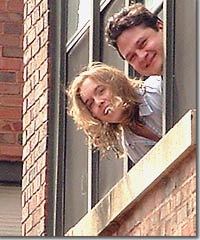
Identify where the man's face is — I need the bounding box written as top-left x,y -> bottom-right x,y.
116,23 -> 163,76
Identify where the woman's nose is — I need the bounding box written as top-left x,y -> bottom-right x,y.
94,97 -> 104,106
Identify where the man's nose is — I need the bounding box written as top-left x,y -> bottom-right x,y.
135,49 -> 147,60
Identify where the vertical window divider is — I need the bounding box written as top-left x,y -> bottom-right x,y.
88,0 -> 101,209
163,0 -> 176,133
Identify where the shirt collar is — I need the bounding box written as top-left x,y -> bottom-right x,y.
139,98 -> 153,117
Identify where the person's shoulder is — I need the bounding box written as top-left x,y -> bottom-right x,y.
143,75 -> 162,93
144,75 -> 162,86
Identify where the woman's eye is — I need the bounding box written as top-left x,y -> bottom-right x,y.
98,87 -> 105,95
86,100 -> 93,110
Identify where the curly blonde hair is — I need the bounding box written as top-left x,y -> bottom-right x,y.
67,62 -> 143,158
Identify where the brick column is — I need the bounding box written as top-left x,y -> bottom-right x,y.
22,0 -> 50,236
0,0 -> 23,161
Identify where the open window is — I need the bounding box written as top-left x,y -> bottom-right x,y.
63,0 -> 196,234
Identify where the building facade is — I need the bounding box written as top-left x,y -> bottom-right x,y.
0,0 -> 196,237
0,0 -> 23,236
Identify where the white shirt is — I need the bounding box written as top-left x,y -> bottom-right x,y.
122,75 -> 162,164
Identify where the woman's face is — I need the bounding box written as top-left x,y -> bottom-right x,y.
79,77 -> 126,123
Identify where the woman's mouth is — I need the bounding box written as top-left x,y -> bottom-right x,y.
104,106 -> 112,115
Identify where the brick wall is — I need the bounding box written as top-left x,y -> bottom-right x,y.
101,150 -> 196,236
0,0 -> 23,161
22,0 -> 50,236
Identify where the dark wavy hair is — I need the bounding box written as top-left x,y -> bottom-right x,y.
105,3 -> 160,50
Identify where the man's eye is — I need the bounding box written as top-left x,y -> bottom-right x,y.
129,54 -> 136,63
139,39 -> 146,48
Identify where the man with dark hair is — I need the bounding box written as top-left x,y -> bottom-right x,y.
105,3 -> 163,77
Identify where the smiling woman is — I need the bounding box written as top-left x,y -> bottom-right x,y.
67,62 -> 162,164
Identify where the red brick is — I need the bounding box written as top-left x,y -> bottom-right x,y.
181,181 -> 190,203
0,120 -> 22,131
23,111 -> 31,130
0,144 -> 22,160
22,203 -> 29,222
3,46 -> 23,58
4,22 -> 23,34
27,0 -> 35,15
32,202 -> 45,227
36,16 -> 44,35
0,1 -> 7,11
0,71 -> 16,82
165,214 -> 177,236
32,37 -> 40,57
29,194 -> 37,215
8,12 -> 23,23
23,81 -> 32,98
0,132 -> 16,144
160,201 -> 171,220
181,221 -> 193,236
39,59 -> 48,80
0,23 -> 3,33
25,215 -> 33,233
38,122 -> 47,142
43,11 -> 48,28
0,12 -> 21,24
39,27 -> 48,47
7,0 -> 24,13
177,204 -> 188,224
25,121 -> 35,140
129,226 -> 141,236
40,167 -> 47,185
0,106 -> 21,119
16,71 -> 23,82
32,7 -> 40,25
27,27 -> 36,45
24,15 -> 32,35
0,34 -> 20,47
22,141 -> 31,161
37,184 -> 46,204
0,96 -> 22,106
0,57 -> 22,70
0,83 -> 21,94
37,217 -> 45,236
35,75 -> 48,100
190,176 -> 196,194
29,165 -> 37,182
11,121 -> 22,131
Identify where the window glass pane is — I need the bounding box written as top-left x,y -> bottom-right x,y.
102,0 -> 125,70
65,30 -> 89,232
67,0 -> 90,41
99,152 -> 126,198
145,0 -> 163,10
98,0 -> 127,200
172,0 -> 196,123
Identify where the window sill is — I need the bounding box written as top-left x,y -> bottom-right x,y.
65,109 -> 196,236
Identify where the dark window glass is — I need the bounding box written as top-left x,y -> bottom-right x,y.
65,30 -> 89,232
